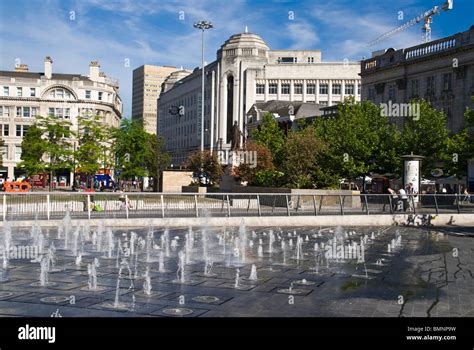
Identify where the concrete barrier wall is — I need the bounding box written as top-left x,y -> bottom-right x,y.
2,213 -> 473,228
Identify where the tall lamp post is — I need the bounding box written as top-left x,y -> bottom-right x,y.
193,20 -> 213,153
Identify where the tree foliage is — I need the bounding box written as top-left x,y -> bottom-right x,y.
75,115 -> 113,187
18,125 -> 47,176
251,113 -> 286,167
282,125 -> 326,188
186,150 -> 223,186
145,134 -> 170,191
235,142 -> 274,185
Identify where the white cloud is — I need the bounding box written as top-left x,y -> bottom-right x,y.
286,21 -> 320,49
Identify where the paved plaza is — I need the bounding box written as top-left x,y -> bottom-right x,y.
0,224 -> 473,317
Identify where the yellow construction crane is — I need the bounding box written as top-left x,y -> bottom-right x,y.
367,0 -> 454,47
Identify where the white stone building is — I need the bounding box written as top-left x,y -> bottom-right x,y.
158,31 -> 361,165
0,57 -> 123,180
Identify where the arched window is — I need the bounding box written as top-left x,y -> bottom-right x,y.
46,87 -> 75,100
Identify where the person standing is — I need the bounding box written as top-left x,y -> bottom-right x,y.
398,188 -> 408,212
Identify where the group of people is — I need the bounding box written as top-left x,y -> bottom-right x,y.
387,183 -> 417,212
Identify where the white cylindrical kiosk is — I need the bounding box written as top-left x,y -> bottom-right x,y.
401,153 -> 425,203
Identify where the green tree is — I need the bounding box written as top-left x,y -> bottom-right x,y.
314,98 -> 392,183
145,134 -> 170,191
113,119 -> 150,180
18,125 -> 47,177
19,115 -> 74,189
235,142 -> 274,185
282,125 -> 326,188
444,98 -> 474,177
250,113 -> 285,166
186,150 -> 223,186
399,100 -> 450,178
75,115 -> 113,189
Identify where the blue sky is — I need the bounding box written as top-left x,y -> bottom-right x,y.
0,0 -> 472,117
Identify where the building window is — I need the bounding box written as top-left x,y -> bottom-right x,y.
3,86 -> 8,96
48,107 -> 54,116
368,87 -> 375,100
307,57 -> 314,63
332,84 -> 341,95
0,106 -> 9,117
345,84 -> 354,95
31,107 -> 38,117
85,90 -> 91,99
22,107 -> 30,118
256,84 -> 265,94
30,88 -> 36,97
1,124 -> 9,136
442,73 -> 452,91
16,107 -> 22,117
281,84 -> 290,95
410,79 -> 419,97
306,84 -> 315,94
48,88 -> 73,99
426,76 -> 436,95
357,84 -> 361,94
294,84 -> 303,94
279,57 -> 297,63
98,92 -> 103,101
319,84 -> 328,95
388,84 -> 396,101
15,146 -> 22,161
16,124 -> 29,137
0,146 -> 7,160
269,84 -> 277,94
17,87 -> 23,97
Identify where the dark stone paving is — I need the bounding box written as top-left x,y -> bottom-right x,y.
1,225 -> 474,317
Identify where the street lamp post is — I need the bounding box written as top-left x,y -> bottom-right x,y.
193,20 -> 213,153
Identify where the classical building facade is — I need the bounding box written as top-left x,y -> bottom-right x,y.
360,26 -> 474,133
158,31 -> 361,164
0,57 -> 123,180
132,65 -> 185,134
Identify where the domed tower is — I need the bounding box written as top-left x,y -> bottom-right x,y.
217,30 -> 270,146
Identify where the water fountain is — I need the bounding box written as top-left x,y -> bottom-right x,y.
35,254 -> 55,287
75,252 -> 82,266
103,235 -> 135,311
277,282 -> 308,295
143,266 -> 152,296
158,250 -> 166,273
234,268 -> 240,288
105,228 -> 114,259
185,232 -> 192,264
239,221 -> 247,263
162,228 -> 170,257
295,235 -> 303,261
2,221 -> 12,270
248,264 -> 258,281
257,244 -> 263,257
268,230 -> 274,254
176,250 -> 186,283
87,258 -> 100,290
204,256 -> 215,277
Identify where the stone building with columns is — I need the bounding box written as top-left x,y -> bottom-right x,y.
157,31 -> 361,165
360,26 -> 474,133
0,57 -> 123,181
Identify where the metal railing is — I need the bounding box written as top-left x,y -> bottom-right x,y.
0,192 -> 473,221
